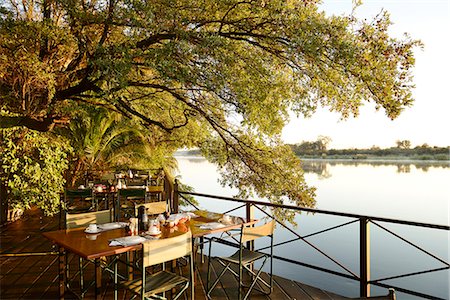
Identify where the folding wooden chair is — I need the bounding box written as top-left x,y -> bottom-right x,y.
207,220 -> 276,300
65,209 -> 112,297
121,231 -> 194,300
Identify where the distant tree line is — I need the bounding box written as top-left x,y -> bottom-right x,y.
289,138 -> 449,161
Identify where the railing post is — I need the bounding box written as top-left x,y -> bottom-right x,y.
246,203 -> 254,251
172,179 -> 179,213
360,217 -> 371,297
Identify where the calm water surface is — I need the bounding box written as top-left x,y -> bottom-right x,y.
175,156 -> 450,299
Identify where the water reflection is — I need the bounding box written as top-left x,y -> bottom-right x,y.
179,155 -> 449,177
300,159 -> 449,177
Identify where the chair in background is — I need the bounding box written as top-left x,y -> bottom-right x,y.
65,209 -> 112,296
116,188 -> 147,221
65,209 -> 112,229
64,188 -> 95,212
93,173 -> 116,209
207,220 -> 276,300
147,185 -> 165,202
134,201 -> 167,218
121,231 -> 194,300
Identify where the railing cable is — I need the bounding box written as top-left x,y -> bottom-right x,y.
370,266 -> 450,283
178,190 -> 449,299
253,204 -> 359,278
371,220 -> 450,267
178,194 -> 200,210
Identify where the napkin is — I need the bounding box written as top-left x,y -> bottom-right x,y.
198,222 -> 226,230
98,222 -> 127,231
109,236 -> 146,247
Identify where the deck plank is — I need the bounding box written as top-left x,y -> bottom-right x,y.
271,274 -> 314,299
296,281 -> 336,299
258,273 -> 292,300
1,208 -> 352,300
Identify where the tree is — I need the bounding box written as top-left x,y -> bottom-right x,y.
316,136 -> 332,153
0,0 -> 420,208
0,127 -> 70,220
396,140 -> 411,149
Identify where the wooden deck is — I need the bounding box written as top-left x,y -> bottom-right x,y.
0,208 -> 350,299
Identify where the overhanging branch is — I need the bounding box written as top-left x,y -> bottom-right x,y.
0,116 -> 69,132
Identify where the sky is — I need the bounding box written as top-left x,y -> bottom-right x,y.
281,0 -> 450,149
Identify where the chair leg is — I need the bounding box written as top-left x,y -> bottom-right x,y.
79,257 -> 84,290
243,265 -> 266,300
65,252 -> 69,289
207,260 -> 233,298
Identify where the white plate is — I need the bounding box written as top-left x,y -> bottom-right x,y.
85,228 -> 101,234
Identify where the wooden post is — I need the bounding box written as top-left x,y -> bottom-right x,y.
360,217 -> 371,297
172,179 -> 179,213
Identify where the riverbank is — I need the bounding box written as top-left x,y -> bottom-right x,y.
175,150 -> 449,163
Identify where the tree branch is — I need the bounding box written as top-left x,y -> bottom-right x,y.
0,115 -> 69,132
136,33 -> 177,49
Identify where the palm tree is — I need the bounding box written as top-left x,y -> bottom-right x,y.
58,107 -> 177,187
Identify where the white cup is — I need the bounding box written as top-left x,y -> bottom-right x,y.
148,226 -> 159,234
86,234 -> 98,240
88,224 -> 97,231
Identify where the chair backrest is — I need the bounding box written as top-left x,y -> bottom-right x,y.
147,186 -> 164,192
135,201 -> 167,216
143,231 -> 192,267
118,188 -> 146,198
65,209 -> 112,229
65,189 -> 93,198
100,173 -> 115,180
241,220 -> 276,243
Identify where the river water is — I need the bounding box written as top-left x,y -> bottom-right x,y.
175,156 -> 449,299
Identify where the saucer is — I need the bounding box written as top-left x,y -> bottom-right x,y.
146,230 -> 161,236
85,228 -> 101,234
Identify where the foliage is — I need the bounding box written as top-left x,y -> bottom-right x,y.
0,0 -> 422,208
290,140 -> 449,160
0,126 -> 70,215
291,136 -> 332,155
396,139 -> 411,149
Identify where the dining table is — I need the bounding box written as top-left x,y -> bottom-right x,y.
42,210 -> 256,300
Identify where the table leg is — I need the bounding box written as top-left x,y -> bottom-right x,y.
200,236 -> 205,263
127,251 -> 134,280
95,258 -> 101,299
115,196 -> 120,221
58,246 -> 65,300
114,255 -> 118,300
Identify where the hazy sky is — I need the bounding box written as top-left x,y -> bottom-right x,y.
281,0 -> 450,149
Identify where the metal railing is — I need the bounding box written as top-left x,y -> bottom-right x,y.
174,189 -> 450,299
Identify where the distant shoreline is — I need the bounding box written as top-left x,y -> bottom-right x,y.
174,152 -> 449,164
